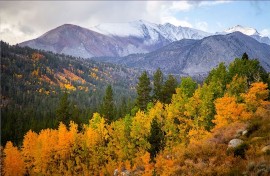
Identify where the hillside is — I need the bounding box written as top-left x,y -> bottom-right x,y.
2,55 -> 270,175
1,41 -> 140,145
94,32 -> 270,76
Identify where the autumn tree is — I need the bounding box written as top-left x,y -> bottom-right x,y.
205,62 -> 228,98
228,57 -> 268,86
3,141 -> 25,176
226,75 -> 248,101
179,77 -> 197,98
136,71 -> 152,110
213,94 -> 251,129
242,82 -> 269,112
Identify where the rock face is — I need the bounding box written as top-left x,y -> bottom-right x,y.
228,139 -> 244,148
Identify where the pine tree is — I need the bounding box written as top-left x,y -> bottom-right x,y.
153,68 -> 164,102
162,75 -> 178,104
56,92 -> 71,126
101,85 -> 115,122
242,52 -> 249,60
136,71 -> 152,111
148,118 -> 165,161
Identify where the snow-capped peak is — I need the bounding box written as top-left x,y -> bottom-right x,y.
224,25 -> 260,36
90,20 -> 211,42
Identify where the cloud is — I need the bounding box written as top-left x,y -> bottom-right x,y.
0,1 -> 232,44
195,22 -> 208,31
260,29 -> 270,37
161,16 -> 193,27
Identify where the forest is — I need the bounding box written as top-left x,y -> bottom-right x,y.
1,43 -> 270,175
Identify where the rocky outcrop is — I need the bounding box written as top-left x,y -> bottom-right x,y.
228,139 -> 244,148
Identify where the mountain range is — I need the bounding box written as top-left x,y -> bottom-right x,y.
19,20 -> 212,58
92,32 -> 270,76
19,20 -> 270,76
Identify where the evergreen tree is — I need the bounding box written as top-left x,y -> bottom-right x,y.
101,85 -> 115,122
242,52 -> 249,60
162,75 -> 178,104
148,118 -> 165,161
136,71 -> 152,111
56,92 -> 71,126
153,68 -> 164,102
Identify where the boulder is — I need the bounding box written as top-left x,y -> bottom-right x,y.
121,170 -> 131,176
261,145 -> 270,154
228,139 -> 244,148
114,169 -> 119,176
242,130 -> 248,136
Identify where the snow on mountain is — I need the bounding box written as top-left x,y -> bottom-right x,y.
19,21 -> 269,60
224,25 -> 259,36
223,25 -> 270,45
90,20 -> 211,43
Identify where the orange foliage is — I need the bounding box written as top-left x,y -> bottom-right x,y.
242,82 -> 270,112
3,141 -> 25,176
31,52 -> 44,61
213,94 -> 251,129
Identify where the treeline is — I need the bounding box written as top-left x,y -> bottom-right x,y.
2,54 -> 270,175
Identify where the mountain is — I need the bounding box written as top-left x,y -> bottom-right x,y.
19,20 -> 211,58
223,25 -> 270,45
94,32 -> 270,76
90,20 -> 211,42
19,24 -> 138,58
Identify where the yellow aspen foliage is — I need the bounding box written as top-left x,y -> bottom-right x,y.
187,128 -> 210,145
89,113 -> 109,144
84,124 -> 99,148
167,88 -> 188,120
57,122 -> 77,159
148,101 -> 165,123
34,129 -> 58,174
133,152 -> 154,176
107,119 -> 134,162
242,82 -> 269,112
22,130 -> 38,174
3,141 -> 25,176
213,94 -> 251,129
226,75 -> 248,99
130,111 -> 151,151
155,153 -> 177,176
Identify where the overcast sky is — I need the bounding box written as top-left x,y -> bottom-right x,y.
1,1 -> 270,45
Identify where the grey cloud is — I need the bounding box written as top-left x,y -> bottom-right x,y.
0,1 -> 153,44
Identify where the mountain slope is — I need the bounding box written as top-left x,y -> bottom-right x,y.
96,32 -> 270,76
19,24 -> 137,58
19,20 -> 211,58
